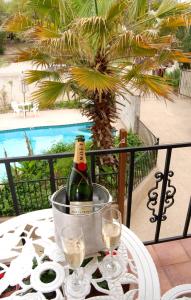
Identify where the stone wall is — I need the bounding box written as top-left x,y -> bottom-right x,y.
116,94 -> 141,132
179,70 -> 191,98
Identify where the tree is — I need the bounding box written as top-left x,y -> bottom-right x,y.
0,85 -> 8,107
0,0 -> 24,50
176,26 -> 191,68
0,0 -> 25,24
3,0 -> 191,153
0,0 -> 6,22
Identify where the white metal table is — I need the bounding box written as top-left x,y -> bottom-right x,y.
0,209 -> 160,300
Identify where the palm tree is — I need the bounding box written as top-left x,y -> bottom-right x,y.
3,0 -> 191,152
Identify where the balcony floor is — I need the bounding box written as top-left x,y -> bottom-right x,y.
147,238 -> 191,295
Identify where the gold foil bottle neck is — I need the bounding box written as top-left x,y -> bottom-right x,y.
74,141 -> 86,164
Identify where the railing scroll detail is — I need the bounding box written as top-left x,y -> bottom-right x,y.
147,170 -> 176,223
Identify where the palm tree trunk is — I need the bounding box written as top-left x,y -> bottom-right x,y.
82,91 -> 118,164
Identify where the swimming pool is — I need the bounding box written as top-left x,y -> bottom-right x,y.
0,122 -> 92,180
0,122 -> 92,159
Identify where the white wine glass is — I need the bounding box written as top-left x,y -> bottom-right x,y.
61,225 -> 90,299
100,207 -> 123,279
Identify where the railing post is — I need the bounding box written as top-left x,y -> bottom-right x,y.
5,162 -> 20,215
155,138 -> 160,162
117,129 -> 127,223
126,151 -> 135,228
183,198 -> 191,238
90,153 -> 96,182
155,148 -> 172,242
48,159 -> 56,194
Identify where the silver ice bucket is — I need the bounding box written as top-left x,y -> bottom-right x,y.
50,183 -> 112,255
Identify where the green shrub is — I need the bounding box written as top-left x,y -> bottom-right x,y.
114,130 -> 143,148
164,68 -> 181,88
51,100 -> 81,109
45,140 -> 92,178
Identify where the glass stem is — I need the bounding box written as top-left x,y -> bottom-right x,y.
109,249 -> 115,269
73,268 -> 80,288
110,249 -> 113,260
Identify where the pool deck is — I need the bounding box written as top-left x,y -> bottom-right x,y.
0,109 -> 88,131
0,109 -> 123,132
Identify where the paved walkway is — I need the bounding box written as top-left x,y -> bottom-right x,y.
131,95 -> 191,241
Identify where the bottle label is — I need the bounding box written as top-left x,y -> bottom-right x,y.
70,201 -> 93,215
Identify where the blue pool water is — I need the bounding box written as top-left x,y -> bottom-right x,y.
0,122 -> 92,179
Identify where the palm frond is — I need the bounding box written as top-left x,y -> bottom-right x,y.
29,26 -> 61,40
155,49 -> 175,65
95,0 -> 110,16
137,74 -> 172,97
71,67 -> 119,92
106,0 -> 127,22
32,81 -> 65,107
128,0 -> 148,21
151,49 -> 190,68
70,0 -> 96,17
27,0 -> 58,12
109,32 -> 157,58
26,0 -> 61,24
143,35 -> 174,51
156,0 -> 190,19
58,0 -> 76,25
29,0 -> 75,26
24,70 -> 61,84
162,15 -> 191,28
2,14 -> 31,32
72,16 -> 108,39
150,35 -> 173,46
128,1 -> 191,33
122,61 -> 172,97
172,50 -> 191,63
15,49 -> 51,67
128,73 -> 172,98
39,29 -> 80,56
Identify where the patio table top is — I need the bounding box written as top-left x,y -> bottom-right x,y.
0,209 -> 160,300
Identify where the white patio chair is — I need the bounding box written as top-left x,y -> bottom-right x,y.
30,101 -> 39,117
11,101 -> 23,115
162,284 -> 191,300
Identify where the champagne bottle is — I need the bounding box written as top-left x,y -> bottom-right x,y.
66,135 -> 93,215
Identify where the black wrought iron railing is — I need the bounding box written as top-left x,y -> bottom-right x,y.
137,119 -> 159,146
0,142 -> 191,245
132,119 -> 159,189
